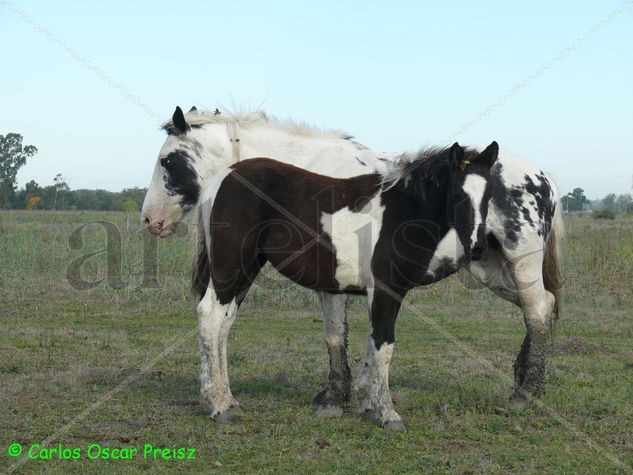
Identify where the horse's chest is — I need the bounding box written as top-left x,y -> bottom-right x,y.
320,193 -> 385,289
424,228 -> 465,280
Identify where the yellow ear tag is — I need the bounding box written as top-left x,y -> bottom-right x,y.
463,160 -> 471,166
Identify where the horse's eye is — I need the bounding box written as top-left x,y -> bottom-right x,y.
161,157 -> 172,168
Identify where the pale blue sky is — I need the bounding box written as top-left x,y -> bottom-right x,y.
2,0 -> 632,198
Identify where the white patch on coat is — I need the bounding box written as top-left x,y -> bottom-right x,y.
198,168 -> 234,256
426,228 -> 464,276
462,173 -> 487,246
320,193 -> 385,288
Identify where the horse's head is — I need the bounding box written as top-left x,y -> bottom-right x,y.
142,106 -> 230,236
446,141 -> 498,261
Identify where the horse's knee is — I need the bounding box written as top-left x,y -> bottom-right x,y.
196,289 -> 219,321
197,289 -> 234,338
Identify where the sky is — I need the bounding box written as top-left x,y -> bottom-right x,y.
1,0 -> 632,199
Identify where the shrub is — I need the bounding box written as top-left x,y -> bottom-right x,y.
593,209 -> 616,220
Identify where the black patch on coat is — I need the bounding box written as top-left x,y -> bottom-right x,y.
491,163 -> 556,246
487,232 -> 502,250
491,163 -> 522,246
523,172 -> 555,237
161,150 -> 200,209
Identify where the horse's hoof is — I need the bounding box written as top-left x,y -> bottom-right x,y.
382,420 -> 405,431
314,404 -> 344,418
311,387 -> 349,410
360,409 -> 382,426
212,412 -> 234,423
212,404 -> 240,423
509,391 -> 528,407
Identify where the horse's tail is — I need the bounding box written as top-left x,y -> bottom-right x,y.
543,198 -> 565,321
191,207 -> 210,301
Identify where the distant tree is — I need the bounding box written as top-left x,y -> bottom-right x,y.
616,193 -> 633,213
601,193 -> 617,212
0,133 -> 38,208
38,186 -> 58,210
25,179 -> 41,195
120,187 -> 147,210
53,173 -> 70,209
121,199 -> 138,212
562,187 -> 589,212
23,179 -> 42,209
25,195 -> 41,210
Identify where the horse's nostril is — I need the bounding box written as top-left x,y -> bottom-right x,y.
142,216 -> 150,226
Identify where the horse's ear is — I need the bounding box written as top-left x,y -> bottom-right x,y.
448,142 -> 465,171
172,106 -> 189,133
477,141 -> 499,168
188,106 -> 197,113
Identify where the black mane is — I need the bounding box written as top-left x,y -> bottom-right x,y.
383,146 -> 476,201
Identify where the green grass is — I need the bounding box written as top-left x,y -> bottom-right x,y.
1,211 -> 632,473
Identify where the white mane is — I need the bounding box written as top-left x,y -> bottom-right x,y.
163,108 -> 353,140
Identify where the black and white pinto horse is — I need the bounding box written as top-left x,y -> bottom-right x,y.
142,107 -> 564,426
193,142 -> 498,429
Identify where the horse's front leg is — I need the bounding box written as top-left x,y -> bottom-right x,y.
311,292 -> 352,417
197,287 -> 240,422
353,289 -> 405,430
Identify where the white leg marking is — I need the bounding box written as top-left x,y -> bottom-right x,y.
197,288 -> 239,417
320,292 -> 347,347
353,336 -> 401,426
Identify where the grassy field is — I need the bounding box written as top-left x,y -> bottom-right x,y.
1,210 -> 632,474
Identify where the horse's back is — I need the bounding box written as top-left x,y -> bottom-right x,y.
226,157 -> 380,204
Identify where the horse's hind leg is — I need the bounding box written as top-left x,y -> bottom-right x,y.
311,293 -> 351,417
468,245 -> 554,399
506,248 -> 556,400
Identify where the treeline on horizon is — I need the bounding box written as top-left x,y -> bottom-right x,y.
6,180 -> 147,212
561,187 -> 633,218
0,132 -> 147,212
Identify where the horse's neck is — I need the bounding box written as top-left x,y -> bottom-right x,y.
392,176 -> 452,230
